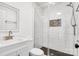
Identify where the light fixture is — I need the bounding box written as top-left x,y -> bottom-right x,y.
56,12 -> 62,15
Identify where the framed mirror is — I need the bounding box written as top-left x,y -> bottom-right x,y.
0,2 -> 19,32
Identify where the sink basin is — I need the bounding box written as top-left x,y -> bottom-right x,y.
0,37 -> 32,48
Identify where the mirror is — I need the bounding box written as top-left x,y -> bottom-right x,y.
0,2 -> 19,32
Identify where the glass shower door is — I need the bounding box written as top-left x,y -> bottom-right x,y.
47,2 -> 76,56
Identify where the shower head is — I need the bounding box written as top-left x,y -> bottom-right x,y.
76,4 -> 79,12
66,2 -> 73,8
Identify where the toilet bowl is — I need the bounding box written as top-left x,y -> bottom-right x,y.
29,48 -> 45,56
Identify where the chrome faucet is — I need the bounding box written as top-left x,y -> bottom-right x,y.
5,31 -> 13,40
9,31 -> 12,37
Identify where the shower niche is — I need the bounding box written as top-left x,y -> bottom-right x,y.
0,2 -> 19,32
49,19 -> 61,27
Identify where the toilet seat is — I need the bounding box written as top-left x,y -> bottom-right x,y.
29,48 -> 44,56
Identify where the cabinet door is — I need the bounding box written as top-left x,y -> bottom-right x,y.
5,50 -> 22,56
5,51 -> 17,56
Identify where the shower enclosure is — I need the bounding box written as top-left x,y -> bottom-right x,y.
34,2 -> 79,56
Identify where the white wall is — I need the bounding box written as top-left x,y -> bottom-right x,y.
0,2 -> 34,40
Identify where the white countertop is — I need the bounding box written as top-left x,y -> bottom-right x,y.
0,37 -> 33,48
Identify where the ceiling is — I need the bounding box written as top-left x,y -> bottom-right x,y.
35,2 -> 69,8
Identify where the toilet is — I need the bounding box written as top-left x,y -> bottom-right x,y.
29,48 -> 45,56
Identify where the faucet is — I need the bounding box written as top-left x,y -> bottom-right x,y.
9,31 -> 12,37
5,31 -> 13,40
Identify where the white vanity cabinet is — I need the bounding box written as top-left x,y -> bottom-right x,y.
0,39 -> 33,56
6,46 -> 31,56
6,50 -> 18,56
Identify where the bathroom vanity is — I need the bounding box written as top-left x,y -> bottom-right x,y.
0,37 -> 33,56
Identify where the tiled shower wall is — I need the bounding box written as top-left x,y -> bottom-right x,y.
43,3 -> 74,54
34,2 -> 79,55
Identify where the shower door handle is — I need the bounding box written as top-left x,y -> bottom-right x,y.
75,44 -> 79,48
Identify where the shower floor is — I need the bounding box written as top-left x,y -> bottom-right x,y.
41,47 -> 73,56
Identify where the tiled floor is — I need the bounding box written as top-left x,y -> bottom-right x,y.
41,47 -> 73,56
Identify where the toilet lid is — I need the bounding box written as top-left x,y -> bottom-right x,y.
30,48 -> 44,55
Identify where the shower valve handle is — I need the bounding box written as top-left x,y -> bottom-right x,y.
75,44 -> 79,48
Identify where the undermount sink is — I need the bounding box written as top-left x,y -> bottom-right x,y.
0,36 -> 32,48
